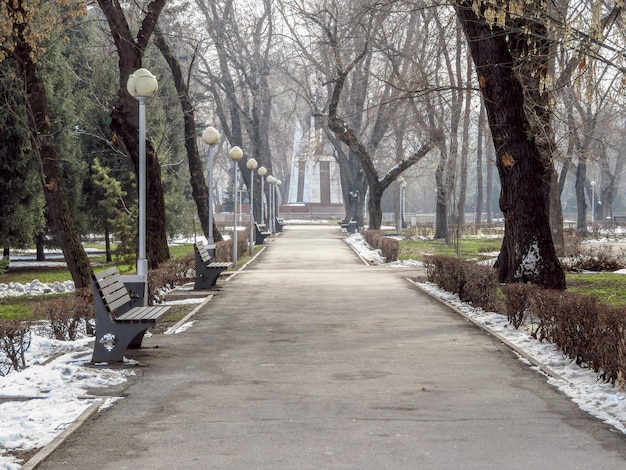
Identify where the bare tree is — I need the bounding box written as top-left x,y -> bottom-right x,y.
285,0 -> 438,229
153,26 -> 223,242
194,0 -> 277,222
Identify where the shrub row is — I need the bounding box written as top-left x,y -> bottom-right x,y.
148,252 -> 196,303
215,238 -> 248,263
424,255 -> 626,386
423,255 -> 502,313
504,284 -> 625,385
362,230 -> 400,262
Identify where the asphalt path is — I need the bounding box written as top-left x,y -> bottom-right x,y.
35,225 -> 626,469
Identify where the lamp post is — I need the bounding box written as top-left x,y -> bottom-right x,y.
258,166 -> 267,226
590,180 -> 596,224
229,146 -> 244,267
126,68 -> 158,306
400,178 -> 407,232
275,179 -> 282,231
266,175 -> 277,232
396,177 -> 406,235
201,127 -> 220,252
246,158 -> 258,255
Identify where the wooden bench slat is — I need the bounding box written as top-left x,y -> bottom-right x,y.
209,262 -> 231,268
105,293 -> 133,313
99,279 -> 127,296
94,266 -> 120,281
116,306 -> 171,322
195,242 -> 212,263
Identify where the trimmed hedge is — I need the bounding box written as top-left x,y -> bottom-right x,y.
425,255 -> 626,387
362,230 -> 400,262
424,255 -> 502,313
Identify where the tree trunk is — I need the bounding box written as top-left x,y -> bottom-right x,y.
97,0 -> 169,269
475,104 -> 485,225
434,154 -> 448,239
105,226 -> 112,263
368,188 -> 384,231
549,168 -> 565,255
21,56 -> 92,288
486,143 -> 494,224
36,232 -> 45,262
575,159 -> 588,230
153,29 -> 222,243
455,1 -> 565,289
8,0 -> 91,288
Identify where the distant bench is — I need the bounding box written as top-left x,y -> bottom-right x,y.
340,218 -> 358,234
614,215 -> 626,226
194,242 -> 231,290
255,223 -> 271,245
91,266 -> 171,362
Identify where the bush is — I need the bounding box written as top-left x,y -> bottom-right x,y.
0,257 -> 8,275
33,289 -> 95,341
427,255 -> 626,386
362,230 -> 399,262
0,320 -> 32,376
461,262 -> 502,312
148,253 -> 196,304
562,244 -> 625,272
502,283 -> 626,386
424,255 -> 501,312
214,237 -> 248,263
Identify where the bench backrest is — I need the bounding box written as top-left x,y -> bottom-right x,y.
195,242 -> 212,263
92,266 -> 132,313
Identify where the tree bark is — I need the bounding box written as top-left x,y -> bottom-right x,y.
455,1 -> 565,289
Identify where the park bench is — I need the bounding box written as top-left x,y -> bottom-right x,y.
91,266 -> 171,362
194,241 -> 231,290
613,214 -> 626,227
340,218 -> 358,234
255,222 -> 271,245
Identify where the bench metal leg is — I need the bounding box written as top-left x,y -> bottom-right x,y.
92,321 -> 152,363
256,231 -> 270,245
194,267 -> 227,289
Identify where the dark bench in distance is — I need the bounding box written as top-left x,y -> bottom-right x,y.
91,266 -> 171,362
194,241 -> 231,290
613,215 -> 626,227
255,223 -> 271,245
340,218 -> 358,234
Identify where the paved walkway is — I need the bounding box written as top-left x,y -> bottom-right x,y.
37,226 -> 626,469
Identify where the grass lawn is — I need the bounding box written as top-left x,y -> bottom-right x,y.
399,236 -> 502,261
399,236 -> 626,307
0,242 -> 258,321
566,273 -> 626,306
